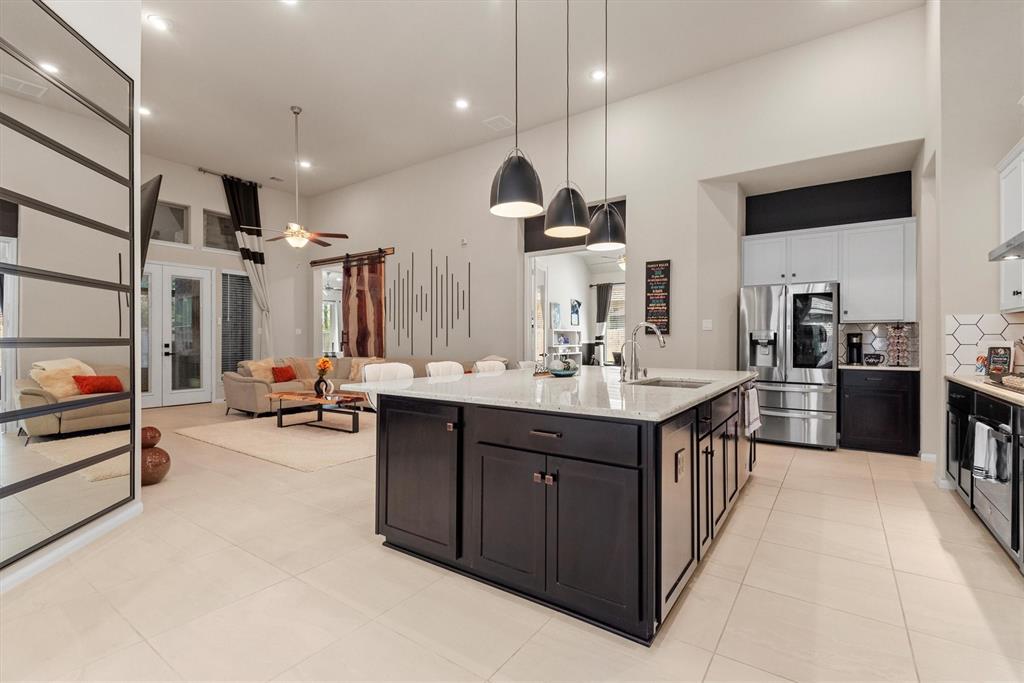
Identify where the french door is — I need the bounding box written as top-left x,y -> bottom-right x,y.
142,264 -> 213,408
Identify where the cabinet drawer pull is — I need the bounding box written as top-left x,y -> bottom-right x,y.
532,472 -> 544,484
529,429 -> 562,439
446,421 -> 456,432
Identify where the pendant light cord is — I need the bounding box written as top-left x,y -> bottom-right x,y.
603,0 -> 608,210
514,0 -> 518,150
565,0 -> 570,186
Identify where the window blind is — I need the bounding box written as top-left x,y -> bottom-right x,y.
605,283 -> 626,363
221,273 -> 253,373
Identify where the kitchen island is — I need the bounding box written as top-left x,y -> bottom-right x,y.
343,366 -> 757,644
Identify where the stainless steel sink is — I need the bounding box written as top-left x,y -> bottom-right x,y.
628,378 -> 713,389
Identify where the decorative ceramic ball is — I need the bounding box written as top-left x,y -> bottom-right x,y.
140,425 -> 162,449
141,446 -> 170,485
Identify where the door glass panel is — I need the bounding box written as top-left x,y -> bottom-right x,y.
171,276 -> 202,391
141,272 -> 150,393
791,293 -> 834,369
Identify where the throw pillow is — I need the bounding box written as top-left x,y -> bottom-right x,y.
284,357 -> 313,379
31,357 -> 89,372
348,357 -> 383,381
73,375 -> 124,394
246,358 -> 276,383
29,360 -> 96,399
271,365 -> 297,383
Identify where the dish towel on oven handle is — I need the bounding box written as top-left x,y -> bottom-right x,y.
744,385 -> 762,437
970,418 -> 1009,482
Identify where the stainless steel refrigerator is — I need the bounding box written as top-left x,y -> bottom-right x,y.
739,282 -> 839,449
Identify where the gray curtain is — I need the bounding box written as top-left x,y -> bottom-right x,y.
595,283 -> 613,325
222,176 -> 273,358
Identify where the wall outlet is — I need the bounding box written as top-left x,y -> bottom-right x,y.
295,328 -> 302,336
702,319 -> 713,331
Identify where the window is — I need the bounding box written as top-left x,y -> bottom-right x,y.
151,201 -> 189,244
605,283 -> 626,363
221,273 -> 252,373
204,210 -> 238,251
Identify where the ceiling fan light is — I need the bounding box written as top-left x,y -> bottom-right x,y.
490,153 -> 544,217
285,234 -> 309,248
544,186 -> 590,238
585,204 -> 626,251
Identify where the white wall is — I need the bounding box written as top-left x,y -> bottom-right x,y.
141,154 -> 312,391
291,8 -> 927,367
534,251 -> 592,342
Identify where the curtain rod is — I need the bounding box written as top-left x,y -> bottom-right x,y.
197,167 -> 263,188
309,246 -> 395,268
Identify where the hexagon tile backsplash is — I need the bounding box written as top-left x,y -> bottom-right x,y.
839,322 -> 919,366
945,313 -> 1024,376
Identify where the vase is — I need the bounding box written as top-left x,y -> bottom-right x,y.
141,446 -> 171,485
325,378 -> 335,396
314,374 -> 328,397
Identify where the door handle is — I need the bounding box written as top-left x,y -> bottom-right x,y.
529,429 -> 562,439
674,450 -> 683,482
163,351 -> 175,357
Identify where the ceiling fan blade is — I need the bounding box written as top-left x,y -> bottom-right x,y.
310,232 -> 349,239
310,238 -> 332,247
265,235 -> 287,242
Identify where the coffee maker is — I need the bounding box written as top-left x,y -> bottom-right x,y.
846,332 -> 863,365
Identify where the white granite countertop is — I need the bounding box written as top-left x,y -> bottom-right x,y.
341,366 -> 757,422
947,374 -> 1024,407
839,364 -> 920,372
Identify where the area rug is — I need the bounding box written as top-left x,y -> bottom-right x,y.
28,430 -> 131,481
176,411 -> 376,472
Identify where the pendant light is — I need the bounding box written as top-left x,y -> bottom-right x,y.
489,0 -> 544,218
544,0 -> 590,238
285,106 -> 310,248
586,0 -> 625,251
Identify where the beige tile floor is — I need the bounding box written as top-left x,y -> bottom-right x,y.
2,403 -> 1024,681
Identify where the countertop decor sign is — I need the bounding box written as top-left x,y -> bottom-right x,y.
945,313 -> 1024,376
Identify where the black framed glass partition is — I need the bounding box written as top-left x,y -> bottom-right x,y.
0,0 -> 135,569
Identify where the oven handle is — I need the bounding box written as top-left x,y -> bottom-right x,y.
757,384 -> 834,394
968,415 -> 1013,444
760,409 -> 834,421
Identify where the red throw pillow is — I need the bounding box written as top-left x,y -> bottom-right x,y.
271,365 -> 297,382
73,375 -> 124,394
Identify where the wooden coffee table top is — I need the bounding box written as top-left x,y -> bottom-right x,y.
265,391 -> 364,405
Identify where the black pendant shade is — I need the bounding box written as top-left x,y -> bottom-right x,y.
544,186 -> 590,238
490,153 -> 544,218
586,204 -> 625,251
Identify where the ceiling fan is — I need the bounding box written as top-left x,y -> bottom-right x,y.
259,106 -> 348,248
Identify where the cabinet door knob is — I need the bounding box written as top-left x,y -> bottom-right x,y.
780,273 -> 786,278
1013,290 -> 1021,296
446,421 -> 456,432
532,472 -> 544,484
792,273 -> 796,277
843,310 -> 849,315
543,474 -> 556,486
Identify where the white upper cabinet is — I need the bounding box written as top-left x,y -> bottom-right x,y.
840,222 -> 914,322
741,218 -> 917,322
788,231 -> 839,283
741,236 -> 788,286
998,145 -> 1024,312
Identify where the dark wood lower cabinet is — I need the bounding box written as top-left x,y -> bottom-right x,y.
467,444 -> 547,594
378,393 -> 749,645
376,397 -> 461,562
839,370 -> 920,455
545,456 -> 642,633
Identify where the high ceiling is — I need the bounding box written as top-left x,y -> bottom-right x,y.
141,0 -> 922,196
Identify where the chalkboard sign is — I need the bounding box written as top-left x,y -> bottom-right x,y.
987,344 -> 1012,376
645,260 -> 670,334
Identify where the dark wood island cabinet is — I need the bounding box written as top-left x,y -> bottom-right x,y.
369,369 -> 757,644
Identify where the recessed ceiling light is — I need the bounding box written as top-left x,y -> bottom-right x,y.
590,68 -> 606,81
454,98 -> 470,111
139,106 -> 152,117
39,62 -> 59,74
280,0 -> 298,4
299,160 -> 311,169
146,14 -> 170,31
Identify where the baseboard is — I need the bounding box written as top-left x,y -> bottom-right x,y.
920,451 -> 937,463
0,500 -> 143,593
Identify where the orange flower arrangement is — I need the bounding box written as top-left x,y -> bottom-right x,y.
315,357 -> 333,376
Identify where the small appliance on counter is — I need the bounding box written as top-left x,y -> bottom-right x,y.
846,333 -> 863,365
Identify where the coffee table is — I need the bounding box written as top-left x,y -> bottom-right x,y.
265,391 -> 364,433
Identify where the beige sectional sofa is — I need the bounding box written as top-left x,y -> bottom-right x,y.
222,356 -> 476,416
15,364 -> 131,440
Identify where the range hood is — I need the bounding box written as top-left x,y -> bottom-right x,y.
989,232 -> 1024,262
